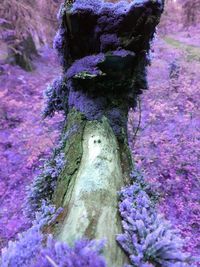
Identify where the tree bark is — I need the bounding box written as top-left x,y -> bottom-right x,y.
46,0 -> 164,265
52,109 -> 132,266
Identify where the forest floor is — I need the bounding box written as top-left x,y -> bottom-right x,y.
0,30 -> 200,264
0,48 -> 63,249
129,31 -> 200,262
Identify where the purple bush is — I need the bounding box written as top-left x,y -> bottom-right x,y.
33,238 -> 106,267
129,49 -> 200,258
33,201 -> 63,229
1,230 -> 105,267
1,226 -> 43,267
1,201 -> 105,267
117,172 -> 192,267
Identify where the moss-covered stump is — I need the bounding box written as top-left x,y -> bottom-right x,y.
52,109 -> 132,266
43,0 -> 164,265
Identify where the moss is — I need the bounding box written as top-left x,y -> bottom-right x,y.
53,109 -> 87,207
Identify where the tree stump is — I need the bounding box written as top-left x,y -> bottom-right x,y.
47,0 -> 164,265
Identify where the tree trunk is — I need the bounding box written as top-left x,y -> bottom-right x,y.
52,109 -> 132,266
44,0 -> 164,265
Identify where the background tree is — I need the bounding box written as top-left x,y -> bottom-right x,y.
182,0 -> 200,26
0,0 -> 62,70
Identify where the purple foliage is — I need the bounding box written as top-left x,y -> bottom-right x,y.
33,201 -> 63,229
71,0 -> 152,16
129,48 -> 200,259
33,238 -> 106,267
111,1 -> 131,15
106,108 -> 127,136
102,0 -> 131,16
57,3 -> 65,22
117,172 -> 192,267
67,79 -> 130,137
1,200 -> 105,267
1,226 -> 43,267
68,86 -> 106,120
1,230 -> 105,267
53,27 -> 69,68
54,28 -> 66,57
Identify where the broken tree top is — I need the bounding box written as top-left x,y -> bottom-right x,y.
56,0 -> 164,69
51,0 -> 164,136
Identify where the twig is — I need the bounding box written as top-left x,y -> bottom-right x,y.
132,97 -> 142,148
46,255 -> 59,267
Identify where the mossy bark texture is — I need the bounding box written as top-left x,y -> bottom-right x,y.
50,0 -> 164,265
53,110 -> 132,266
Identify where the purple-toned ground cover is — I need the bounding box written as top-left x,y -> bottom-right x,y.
0,20 -> 199,267
1,202 -> 105,267
129,37 -> 200,262
0,48 -> 63,249
1,232 -> 105,267
117,171 -> 192,266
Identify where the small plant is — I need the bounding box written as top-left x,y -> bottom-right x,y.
117,171 -> 192,267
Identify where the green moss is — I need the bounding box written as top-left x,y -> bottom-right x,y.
53,109 -> 86,207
